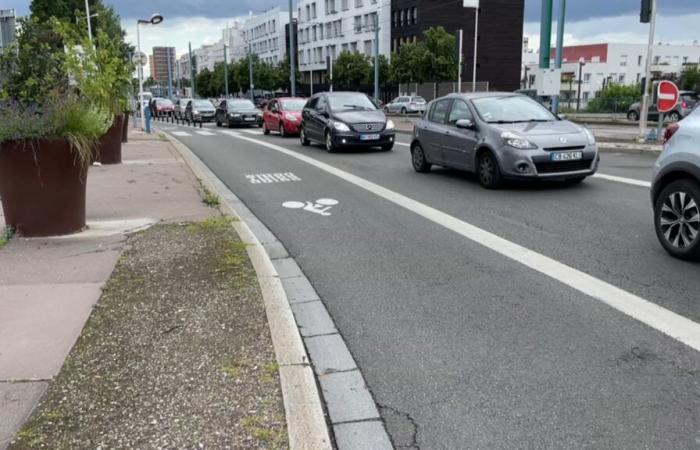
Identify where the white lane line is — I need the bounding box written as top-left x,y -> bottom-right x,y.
593,173 -> 651,188
195,130 -> 216,136
226,130 -> 700,352
395,142 -> 410,147
240,129 -> 264,135
172,131 -> 192,137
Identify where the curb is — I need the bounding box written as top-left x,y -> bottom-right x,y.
161,131 -> 333,449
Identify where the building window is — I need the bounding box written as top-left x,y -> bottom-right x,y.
637,55 -> 643,66
653,56 -> 660,64
342,0 -> 349,10
620,55 -> 627,66
364,40 -> 372,56
355,0 -> 363,7
618,74 -> 625,83
354,16 -> 362,33
413,7 -> 418,24
312,3 -> 317,18
583,92 -> 589,101
306,5 -> 310,20
400,9 -> 405,26
583,73 -> 591,83
393,11 -> 397,28
683,56 -> 689,64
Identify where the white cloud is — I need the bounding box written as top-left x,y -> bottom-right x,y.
524,13 -> 700,51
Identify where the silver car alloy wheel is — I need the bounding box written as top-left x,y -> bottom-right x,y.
659,191 -> 700,248
412,146 -> 424,168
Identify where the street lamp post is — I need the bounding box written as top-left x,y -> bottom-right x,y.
576,58 -> 586,112
137,13 -> 164,132
84,0 -> 92,41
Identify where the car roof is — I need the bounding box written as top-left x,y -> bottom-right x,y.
441,91 -> 518,101
275,97 -> 306,101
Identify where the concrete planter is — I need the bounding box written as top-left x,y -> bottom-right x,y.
96,115 -> 124,164
121,113 -> 129,143
0,139 -> 88,236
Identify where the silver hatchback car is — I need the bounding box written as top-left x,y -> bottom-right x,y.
651,106 -> 700,260
410,92 -> 600,188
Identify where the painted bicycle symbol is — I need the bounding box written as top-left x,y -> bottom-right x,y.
282,198 -> 339,216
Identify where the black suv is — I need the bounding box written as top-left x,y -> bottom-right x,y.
300,92 -> 395,152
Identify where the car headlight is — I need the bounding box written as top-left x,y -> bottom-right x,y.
230,113 -> 240,118
501,131 -> 537,149
386,119 -> 395,130
333,121 -> 351,132
193,110 -> 200,115
583,127 -> 596,145
285,113 -> 298,122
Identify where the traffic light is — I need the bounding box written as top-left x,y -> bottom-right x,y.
640,0 -> 651,23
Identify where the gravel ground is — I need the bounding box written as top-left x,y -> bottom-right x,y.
9,217 -> 288,449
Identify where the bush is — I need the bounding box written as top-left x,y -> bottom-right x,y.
586,83 -> 640,113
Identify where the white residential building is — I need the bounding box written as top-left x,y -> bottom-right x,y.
243,7 -> 292,65
223,21 -> 247,62
295,0 -> 391,83
524,42 -> 700,105
194,41 -> 227,73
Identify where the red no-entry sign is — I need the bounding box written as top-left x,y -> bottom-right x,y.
657,80 -> 680,113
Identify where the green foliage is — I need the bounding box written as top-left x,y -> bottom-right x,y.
376,54 -> 391,86
422,26 -> 458,83
680,65 -> 700,92
333,50 -> 372,86
586,83 -> 640,113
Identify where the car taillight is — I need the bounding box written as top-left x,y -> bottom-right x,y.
681,101 -> 687,109
663,123 -> 680,144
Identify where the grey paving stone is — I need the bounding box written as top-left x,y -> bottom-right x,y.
305,334 -> 357,375
319,370 -> 380,424
282,276 -> 320,303
291,301 -> 337,337
333,421 -> 394,450
272,257 -> 303,279
0,382 -> 48,448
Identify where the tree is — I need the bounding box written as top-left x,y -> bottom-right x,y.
680,65 -> 700,92
195,68 -> 215,98
422,26 -> 458,84
586,83 -> 640,113
275,57 -> 302,92
333,51 -> 372,87
375,54 -> 391,86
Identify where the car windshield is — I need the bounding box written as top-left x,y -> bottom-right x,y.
328,93 -> 377,112
281,99 -> 306,111
192,100 -> 213,108
412,97 -> 426,102
228,100 -> 256,109
681,93 -> 699,102
156,99 -> 173,106
471,95 -> 556,123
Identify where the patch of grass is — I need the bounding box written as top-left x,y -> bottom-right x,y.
157,132 -> 168,142
199,182 -> 220,208
15,410 -> 61,447
260,361 -> 279,384
241,415 -> 287,448
0,226 -> 14,248
220,357 -> 250,379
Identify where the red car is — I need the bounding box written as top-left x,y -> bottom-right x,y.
262,97 -> 306,137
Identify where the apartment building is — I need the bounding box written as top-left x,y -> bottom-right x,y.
524,43 -> 700,104
150,47 -> 177,83
295,0 -> 391,84
223,21 -> 247,63
243,7 -> 292,65
0,9 -> 15,53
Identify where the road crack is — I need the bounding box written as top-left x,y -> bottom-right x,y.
378,403 -> 420,449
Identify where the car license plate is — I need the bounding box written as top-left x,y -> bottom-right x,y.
550,151 -> 583,161
244,117 -> 256,121
360,134 -> 380,141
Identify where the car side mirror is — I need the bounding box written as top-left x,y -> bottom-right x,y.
557,113 -> 567,120
455,119 -> 474,129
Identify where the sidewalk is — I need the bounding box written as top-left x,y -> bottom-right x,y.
0,130 -> 214,448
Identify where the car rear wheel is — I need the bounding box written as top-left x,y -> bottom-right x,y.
654,179 -> 700,260
477,152 -> 503,189
325,131 -> 336,153
627,111 -> 639,122
411,143 -> 431,173
300,127 -> 310,146
668,111 -> 682,123
262,121 -> 270,135
279,124 -> 286,137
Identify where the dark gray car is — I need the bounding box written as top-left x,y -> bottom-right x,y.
628,90 -> 699,123
410,92 -> 600,188
651,106 -> 700,260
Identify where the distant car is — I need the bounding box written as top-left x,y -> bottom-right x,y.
651,106 -> 700,260
149,98 -> 174,117
174,98 -> 192,119
185,99 -> 216,123
299,91 -> 395,152
384,95 -> 427,114
410,92 -> 599,188
628,90 -> 699,122
215,99 -> 262,128
262,97 -> 306,137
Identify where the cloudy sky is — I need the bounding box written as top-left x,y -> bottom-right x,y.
5,0 -> 699,60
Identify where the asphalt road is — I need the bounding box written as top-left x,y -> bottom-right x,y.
160,121 -> 700,449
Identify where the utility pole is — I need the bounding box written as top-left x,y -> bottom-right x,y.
472,5 -> 479,92
639,0 -> 656,141
249,42 -> 254,101
176,61 -> 181,96
373,13 -> 379,102
166,47 -> 173,99
551,0 -> 566,114
310,69 -> 313,95
328,56 -> 333,92
576,59 -> 585,112
223,43 -> 229,97
539,0 -> 553,69
288,0 -> 296,96
457,29 -> 463,93
84,0 -> 92,41
189,41 -> 196,98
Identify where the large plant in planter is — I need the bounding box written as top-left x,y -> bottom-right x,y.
61,26 -> 133,164
0,18 -> 110,237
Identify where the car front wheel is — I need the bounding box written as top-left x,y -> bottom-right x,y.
325,131 -> 336,153
654,179 -> 700,260
300,126 -> 310,146
262,121 -> 270,135
668,111 -> 682,123
627,111 -> 639,121
477,152 -> 503,189
411,143 -> 431,173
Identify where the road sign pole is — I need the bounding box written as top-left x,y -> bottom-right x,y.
457,29 -> 463,93
223,43 -> 229,97
639,0 -> 657,141
374,14 -> 379,102
657,113 -> 664,141
249,43 -> 254,101
539,0 -> 553,69
137,22 -> 145,131
472,6 -> 478,92
288,0 -> 296,96
552,0 -> 567,114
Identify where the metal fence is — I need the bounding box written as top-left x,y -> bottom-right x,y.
583,96 -> 639,118
398,81 -> 490,102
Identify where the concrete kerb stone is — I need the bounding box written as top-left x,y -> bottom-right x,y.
161,128 -> 392,450
161,131 -> 332,450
